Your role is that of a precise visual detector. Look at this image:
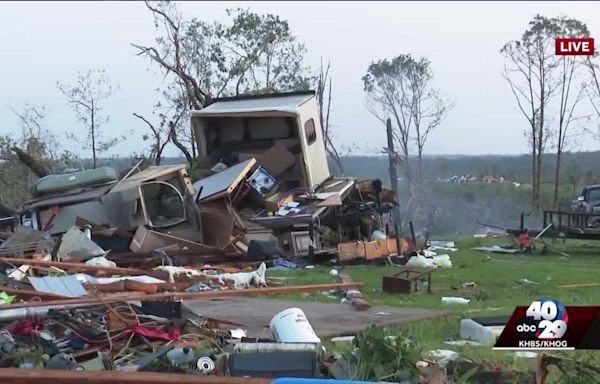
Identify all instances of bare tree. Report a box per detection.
[553,59,586,208]
[586,55,600,119]
[316,59,343,173]
[133,112,181,165]
[407,59,453,187]
[501,15,563,210]
[363,56,416,195]
[57,69,119,168]
[363,54,451,193]
[550,17,590,208]
[133,1,210,111]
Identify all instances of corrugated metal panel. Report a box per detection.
[29,276,88,298]
[192,94,313,116]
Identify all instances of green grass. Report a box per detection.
[270,236,600,379]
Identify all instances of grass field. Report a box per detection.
[271,235,600,381]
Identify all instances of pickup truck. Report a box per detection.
[570,184,600,213]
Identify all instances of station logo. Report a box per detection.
[515,298,569,349]
[555,38,594,56]
[492,297,596,350]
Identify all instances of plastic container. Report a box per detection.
[371,230,387,240]
[407,255,436,268]
[442,297,470,305]
[432,254,452,268]
[269,308,321,343]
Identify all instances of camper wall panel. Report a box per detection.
[295,98,331,189]
[40,201,109,235]
[248,117,292,140]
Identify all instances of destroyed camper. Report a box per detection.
[191,91,330,191]
[17,165,202,243]
[190,91,399,259]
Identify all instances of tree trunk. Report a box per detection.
[386,118,401,228]
[91,101,97,169]
[155,137,162,166]
[10,147,50,178]
[536,102,544,212]
[536,135,543,211]
[532,145,537,209]
[553,148,562,210]
[170,122,193,166]
[417,148,424,189]
[189,123,197,159]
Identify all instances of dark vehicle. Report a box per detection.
[570,184,600,213]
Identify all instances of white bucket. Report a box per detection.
[269,308,321,343]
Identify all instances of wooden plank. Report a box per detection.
[0,368,272,384]
[337,241,365,261]
[0,257,164,279]
[557,283,600,289]
[0,282,364,311]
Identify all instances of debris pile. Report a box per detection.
[0,222,366,378]
[0,91,430,380]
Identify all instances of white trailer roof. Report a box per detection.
[191,92,314,116]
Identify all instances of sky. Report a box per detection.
[1,1,600,158]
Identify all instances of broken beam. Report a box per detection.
[0,282,364,310]
[0,257,164,278]
[0,368,271,384]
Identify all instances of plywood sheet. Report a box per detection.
[183,297,448,338]
[193,159,257,202]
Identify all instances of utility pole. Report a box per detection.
[386,118,403,253]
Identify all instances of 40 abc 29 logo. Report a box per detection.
[517,298,569,348]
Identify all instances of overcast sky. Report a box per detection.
[2,1,600,158]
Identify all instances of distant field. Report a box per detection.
[272,235,600,381]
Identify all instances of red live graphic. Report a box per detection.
[555,38,594,56]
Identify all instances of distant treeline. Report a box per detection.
[334,151,600,188]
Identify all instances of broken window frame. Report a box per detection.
[304,118,317,145]
[138,181,188,229]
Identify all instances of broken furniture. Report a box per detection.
[382,267,436,294]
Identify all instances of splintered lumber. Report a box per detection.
[84,281,192,294]
[0,282,364,311]
[0,368,271,384]
[0,257,165,279]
